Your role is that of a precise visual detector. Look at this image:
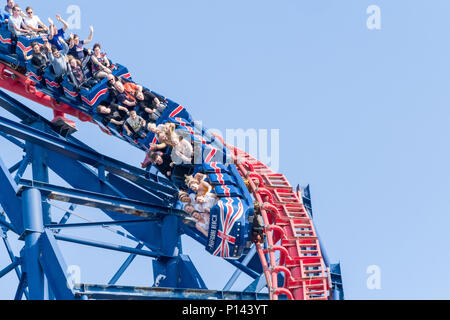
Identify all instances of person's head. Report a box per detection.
[189,181,199,192]
[149,151,163,165]
[192,211,203,222]
[7,0,14,9]
[73,34,80,46]
[25,6,33,17]
[51,45,60,58]
[184,204,195,215]
[185,175,199,192]
[178,191,191,203]
[135,91,144,101]
[107,74,116,85]
[147,123,157,133]
[196,196,206,204]
[69,57,80,69]
[12,4,20,17]
[31,41,40,53]
[96,105,111,115]
[114,81,124,93]
[93,43,101,56]
[129,110,137,120]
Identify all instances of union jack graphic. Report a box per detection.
[45,79,60,88]
[0,35,11,44]
[26,71,42,82]
[204,147,217,163]
[213,198,244,258]
[17,42,32,54]
[169,105,184,118]
[81,88,108,106]
[64,87,78,97]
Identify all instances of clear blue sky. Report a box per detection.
[1,0,450,300]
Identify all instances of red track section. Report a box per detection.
[215,134,331,300]
[0,62,92,123]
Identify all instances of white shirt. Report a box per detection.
[170,139,193,165]
[8,15,24,35]
[24,15,41,29]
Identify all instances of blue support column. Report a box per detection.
[28,122,51,226]
[153,216,181,288]
[21,188,44,300]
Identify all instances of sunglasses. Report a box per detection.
[27,11,33,14]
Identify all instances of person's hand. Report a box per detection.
[58,36,64,42]
[169,162,175,168]
[126,131,131,136]
[55,14,62,21]
[48,17,54,25]
[69,33,74,39]
[167,172,172,177]
[89,25,94,33]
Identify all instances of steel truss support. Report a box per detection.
[21,188,45,300]
[74,284,270,300]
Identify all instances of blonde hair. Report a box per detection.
[184,175,198,189]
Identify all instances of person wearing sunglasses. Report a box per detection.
[23,6,48,35]
[7,5,32,36]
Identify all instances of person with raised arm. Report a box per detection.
[45,36,69,78]
[48,14,69,51]
[68,26,94,62]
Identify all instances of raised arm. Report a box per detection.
[68,33,75,49]
[59,37,69,55]
[84,26,94,45]
[47,18,54,40]
[55,14,68,31]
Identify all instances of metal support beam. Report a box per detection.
[0,258,21,279]
[8,158,24,174]
[223,245,257,291]
[46,219,160,230]
[0,131,26,149]
[55,204,77,233]
[108,243,144,285]
[39,230,75,300]
[27,121,51,225]
[14,272,27,300]
[152,215,181,288]
[21,188,45,300]
[0,156,23,232]
[0,214,18,234]
[13,154,30,184]
[0,114,177,196]
[18,179,186,219]
[53,233,169,259]
[331,263,345,300]
[74,284,271,300]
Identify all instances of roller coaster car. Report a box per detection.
[200,163,256,259]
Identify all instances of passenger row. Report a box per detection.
[0,1,169,140]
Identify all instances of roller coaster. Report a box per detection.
[0,7,344,300]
